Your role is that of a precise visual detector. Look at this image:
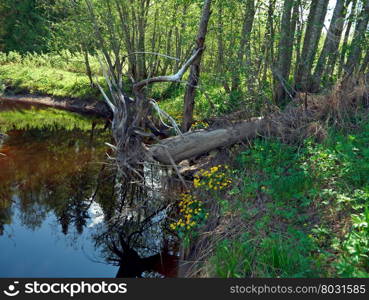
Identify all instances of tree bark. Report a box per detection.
[312,0,347,91]
[293,2,304,84]
[273,0,298,105]
[338,0,357,78]
[151,117,267,165]
[231,0,255,92]
[360,50,369,73]
[261,0,276,85]
[294,0,329,92]
[82,45,94,87]
[182,0,212,132]
[344,0,369,76]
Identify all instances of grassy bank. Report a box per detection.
[170,118,369,278]
[0,107,104,132]
[0,51,105,100]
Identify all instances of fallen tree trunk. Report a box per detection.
[150,117,269,165]
[151,77,369,165]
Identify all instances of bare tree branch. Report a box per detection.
[132,48,203,92]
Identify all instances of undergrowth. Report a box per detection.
[0,108,103,132]
[0,51,105,99]
[174,118,369,278]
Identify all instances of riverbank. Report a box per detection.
[177,116,369,278]
[0,94,110,118]
[2,51,369,278]
[0,51,105,100]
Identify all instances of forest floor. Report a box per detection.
[173,81,369,278]
[180,117,369,278]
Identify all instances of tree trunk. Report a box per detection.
[151,118,267,165]
[231,0,255,92]
[293,2,304,83]
[273,0,298,105]
[360,50,369,73]
[324,0,352,81]
[175,5,189,72]
[294,0,329,92]
[136,0,150,81]
[115,0,138,80]
[82,45,94,87]
[262,0,276,85]
[150,77,369,165]
[312,0,347,91]
[344,0,369,76]
[182,0,212,132]
[338,0,357,79]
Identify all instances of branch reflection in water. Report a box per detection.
[0,103,179,277]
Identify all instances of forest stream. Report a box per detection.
[0,100,178,278]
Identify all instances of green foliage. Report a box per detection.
[0,52,105,99]
[212,231,318,278]
[207,121,369,278]
[0,0,52,53]
[0,108,103,132]
[0,0,368,279]
[238,140,312,202]
[0,50,101,74]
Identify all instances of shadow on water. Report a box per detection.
[0,101,179,278]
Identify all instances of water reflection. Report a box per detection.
[92,172,179,278]
[0,104,178,278]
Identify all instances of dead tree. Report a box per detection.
[98,46,203,177]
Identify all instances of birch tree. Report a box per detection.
[294,0,329,91]
[182,0,213,132]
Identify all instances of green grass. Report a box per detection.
[0,64,105,100]
[0,51,267,120]
[212,232,318,278]
[205,120,369,278]
[0,50,101,74]
[0,51,106,100]
[0,107,103,132]
[158,83,245,122]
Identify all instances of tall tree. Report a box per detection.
[324,0,353,81]
[294,0,329,91]
[338,0,358,78]
[273,0,299,105]
[231,0,256,93]
[344,0,369,76]
[312,0,348,91]
[182,0,212,132]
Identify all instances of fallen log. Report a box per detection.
[150,117,268,165]
[150,77,369,165]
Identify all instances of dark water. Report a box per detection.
[0,102,178,278]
